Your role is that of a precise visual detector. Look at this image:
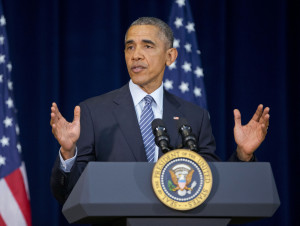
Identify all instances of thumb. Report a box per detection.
[234,109,242,127]
[73,106,81,123]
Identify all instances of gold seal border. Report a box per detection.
[152,149,213,211]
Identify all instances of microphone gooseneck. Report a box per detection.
[151,118,172,154]
[176,118,198,152]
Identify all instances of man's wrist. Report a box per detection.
[59,147,77,172]
[60,146,76,160]
[236,146,254,162]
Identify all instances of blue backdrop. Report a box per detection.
[2,0,299,225]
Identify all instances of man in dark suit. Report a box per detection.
[50,17,270,204]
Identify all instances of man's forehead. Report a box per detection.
[125,25,161,41]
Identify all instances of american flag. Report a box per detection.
[164,0,207,108]
[0,2,32,225]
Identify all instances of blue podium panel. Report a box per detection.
[62,162,280,224]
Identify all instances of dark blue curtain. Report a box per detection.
[2,0,299,225]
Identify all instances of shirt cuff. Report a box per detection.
[59,147,77,172]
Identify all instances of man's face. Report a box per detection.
[124,25,170,94]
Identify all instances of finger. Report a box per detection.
[233,109,242,127]
[50,112,56,125]
[51,123,58,138]
[51,102,58,113]
[261,123,268,137]
[50,103,58,124]
[260,107,270,121]
[52,102,63,119]
[259,107,270,126]
[51,123,56,133]
[262,113,270,128]
[73,106,81,123]
[50,104,61,125]
[50,102,58,125]
[251,104,263,122]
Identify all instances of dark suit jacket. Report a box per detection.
[51,83,236,204]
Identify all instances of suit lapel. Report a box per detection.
[161,90,185,158]
[112,84,147,161]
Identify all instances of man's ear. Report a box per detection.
[166,48,178,66]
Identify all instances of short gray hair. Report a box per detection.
[125,17,174,49]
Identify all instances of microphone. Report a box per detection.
[151,119,172,154]
[176,118,198,152]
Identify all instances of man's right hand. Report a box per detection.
[50,102,80,160]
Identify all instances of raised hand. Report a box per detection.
[50,102,80,159]
[233,104,270,161]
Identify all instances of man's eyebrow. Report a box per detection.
[142,39,155,45]
[125,40,134,45]
[125,39,156,46]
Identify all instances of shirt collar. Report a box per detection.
[129,79,163,111]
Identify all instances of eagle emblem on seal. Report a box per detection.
[168,164,197,196]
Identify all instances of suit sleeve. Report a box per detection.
[228,152,257,162]
[196,110,221,162]
[50,101,96,205]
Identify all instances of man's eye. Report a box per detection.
[145,45,152,49]
[127,46,133,50]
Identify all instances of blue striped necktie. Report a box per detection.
[139,95,155,162]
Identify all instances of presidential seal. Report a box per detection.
[152,149,213,211]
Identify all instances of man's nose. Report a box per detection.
[131,47,144,60]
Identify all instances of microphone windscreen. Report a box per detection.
[151,118,165,130]
[176,117,188,131]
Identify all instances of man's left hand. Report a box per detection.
[233,104,270,161]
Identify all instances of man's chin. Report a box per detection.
[130,76,145,86]
[130,78,149,91]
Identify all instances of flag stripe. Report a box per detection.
[0,214,7,226]
[20,163,30,200]
[4,168,31,226]
[0,178,27,226]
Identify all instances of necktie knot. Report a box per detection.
[143,95,154,106]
